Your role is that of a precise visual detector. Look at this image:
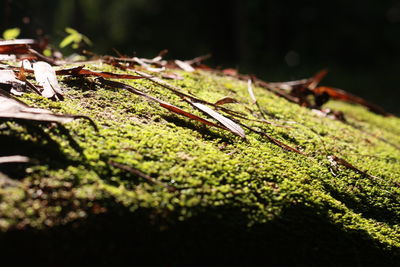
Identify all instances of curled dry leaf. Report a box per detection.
[33,61,63,100]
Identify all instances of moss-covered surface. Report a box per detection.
[1,65,400,266]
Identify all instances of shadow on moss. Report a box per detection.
[325,184,400,226]
[1,204,398,267]
[0,121,83,178]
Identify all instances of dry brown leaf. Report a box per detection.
[0,39,37,54]
[33,61,63,99]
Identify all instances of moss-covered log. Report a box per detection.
[1,66,399,266]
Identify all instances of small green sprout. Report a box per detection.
[59,27,92,49]
[2,27,21,40]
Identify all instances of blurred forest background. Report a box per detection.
[2,0,400,114]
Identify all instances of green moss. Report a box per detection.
[1,66,400,263]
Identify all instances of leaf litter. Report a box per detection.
[0,38,397,188]
[33,61,64,100]
[0,89,95,127]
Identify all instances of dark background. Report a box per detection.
[2,0,400,114]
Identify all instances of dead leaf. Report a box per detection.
[0,155,30,164]
[161,72,184,80]
[175,60,195,72]
[33,61,63,100]
[308,69,328,90]
[222,68,238,76]
[0,55,16,61]
[214,97,239,106]
[188,101,246,138]
[247,79,257,104]
[0,70,22,84]
[0,70,25,95]
[56,66,145,79]
[28,48,59,66]
[0,89,96,128]
[185,54,211,66]
[312,108,347,122]
[97,78,229,132]
[253,78,300,104]
[0,39,37,54]
[159,101,228,130]
[314,86,392,116]
[134,69,247,118]
[266,78,309,91]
